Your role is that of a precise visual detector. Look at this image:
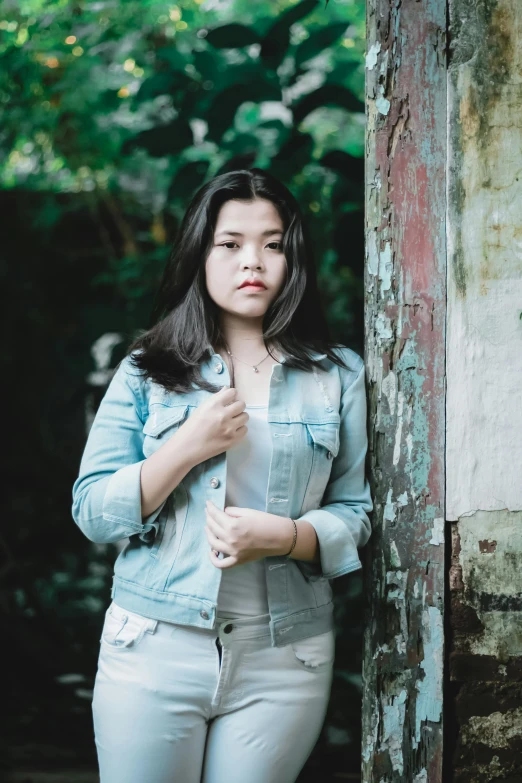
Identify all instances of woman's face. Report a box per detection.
[205,198,287,323]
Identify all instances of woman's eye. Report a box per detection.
[222,242,237,249]
[267,242,283,250]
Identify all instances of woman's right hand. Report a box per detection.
[140,387,246,519]
[177,386,249,465]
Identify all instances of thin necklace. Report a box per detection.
[226,348,271,373]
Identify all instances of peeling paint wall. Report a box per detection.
[447,0,522,780]
[362,0,447,780]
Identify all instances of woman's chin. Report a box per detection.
[221,302,269,318]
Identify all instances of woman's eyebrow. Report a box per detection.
[215,229,283,238]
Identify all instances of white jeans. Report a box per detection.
[92,601,335,783]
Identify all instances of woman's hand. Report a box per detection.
[204,500,294,569]
[178,386,249,467]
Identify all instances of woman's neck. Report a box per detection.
[216,316,268,358]
[216,337,270,361]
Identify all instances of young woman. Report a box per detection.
[72,168,372,783]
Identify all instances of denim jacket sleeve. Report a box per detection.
[294,357,373,579]
[71,356,166,544]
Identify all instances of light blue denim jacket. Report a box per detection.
[71,345,372,647]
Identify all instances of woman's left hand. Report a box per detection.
[205,500,293,569]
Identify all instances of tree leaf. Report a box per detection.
[260,0,319,71]
[167,160,210,203]
[123,119,193,157]
[325,60,361,87]
[215,152,258,176]
[269,130,314,180]
[205,23,261,49]
[291,57,360,90]
[294,23,349,68]
[222,133,259,154]
[292,83,364,124]
[206,81,281,143]
[192,49,221,82]
[134,71,195,103]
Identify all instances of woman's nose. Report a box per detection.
[241,250,263,269]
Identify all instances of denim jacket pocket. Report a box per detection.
[302,420,340,509]
[305,420,340,460]
[142,404,189,458]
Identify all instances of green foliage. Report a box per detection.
[0,0,365,338]
[294,21,350,67]
[205,23,261,48]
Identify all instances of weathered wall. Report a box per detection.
[447,0,522,780]
[362,0,447,779]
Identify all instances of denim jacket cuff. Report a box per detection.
[103,460,167,544]
[294,508,363,580]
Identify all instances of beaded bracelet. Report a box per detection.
[284,518,298,557]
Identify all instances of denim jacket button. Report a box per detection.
[209,477,220,488]
[326,451,333,460]
[200,610,209,620]
[214,363,224,373]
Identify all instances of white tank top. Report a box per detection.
[216,404,272,618]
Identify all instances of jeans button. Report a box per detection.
[214,362,223,373]
[223,624,233,633]
[326,451,333,459]
[200,610,209,620]
[210,477,220,488]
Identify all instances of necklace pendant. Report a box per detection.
[253,366,259,373]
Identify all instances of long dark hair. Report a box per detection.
[127,168,353,394]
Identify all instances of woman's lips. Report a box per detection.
[239,284,266,291]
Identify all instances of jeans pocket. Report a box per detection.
[289,630,336,671]
[101,601,155,649]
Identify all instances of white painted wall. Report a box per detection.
[446,51,522,521]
